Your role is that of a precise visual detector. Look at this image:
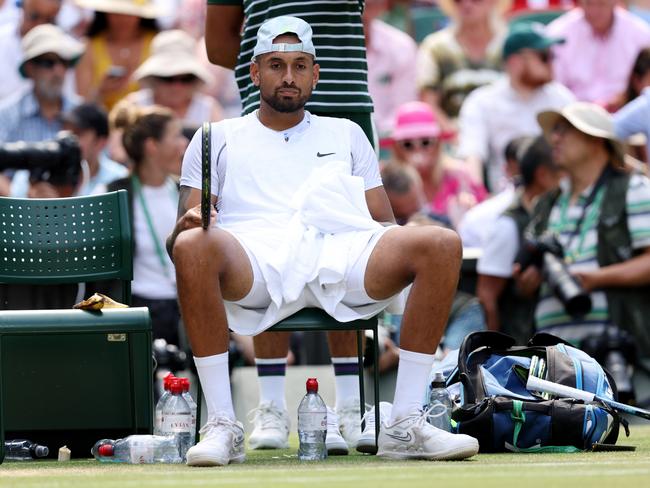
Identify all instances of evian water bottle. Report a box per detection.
[160,378,192,461]
[297,377,327,461]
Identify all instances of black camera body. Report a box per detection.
[516,233,592,317]
[0,131,82,187]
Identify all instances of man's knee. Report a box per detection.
[412,226,462,270]
[173,228,226,270]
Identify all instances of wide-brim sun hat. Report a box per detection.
[253,16,316,59]
[537,102,626,165]
[75,0,162,18]
[438,0,513,18]
[19,24,85,77]
[132,30,214,84]
[392,101,441,141]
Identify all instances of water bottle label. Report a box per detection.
[130,442,154,464]
[161,414,193,433]
[298,412,326,431]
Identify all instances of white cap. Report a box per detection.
[252,16,316,60]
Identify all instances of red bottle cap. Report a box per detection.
[306,377,318,393]
[163,373,175,390]
[181,378,190,393]
[169,378,184,395]
[98,444,114,456]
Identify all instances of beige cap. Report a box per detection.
[537,102,625,165]
[438,0,512,18]
[20,24,85,76]
[75,0,162,18]
[132,30,214,84]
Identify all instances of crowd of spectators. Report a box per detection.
[2,0,650,391]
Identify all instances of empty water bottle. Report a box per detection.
[297,377,327,461]
[91,435,181,464]
[160,378,193,461]
[180,377,197,446]
[428,372,452,431]
[154,373,175,435]
[4,439,49,461]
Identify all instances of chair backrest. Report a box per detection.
[0,191,132,300]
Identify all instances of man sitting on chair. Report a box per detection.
[167,16,479,467]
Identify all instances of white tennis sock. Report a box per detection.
[193,352,236,421]
[332,356,360,411]
[390,348,435,423]
[255,357,287,410]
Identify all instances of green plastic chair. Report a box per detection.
[0,190,133,304]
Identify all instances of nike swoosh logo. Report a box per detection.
[386,432,412,443]
[317,152,335,157]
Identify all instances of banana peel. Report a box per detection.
[73,293,129,310]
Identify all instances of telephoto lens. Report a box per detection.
[543,253,592,317]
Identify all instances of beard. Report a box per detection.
[260,85,311,113]
[519,68,552,90]
[34,78,63,101]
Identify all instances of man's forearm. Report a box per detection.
[205,4,244,69]
[586,250,650,289]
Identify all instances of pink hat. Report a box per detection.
[392,101,441,141]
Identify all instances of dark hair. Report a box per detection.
[518,136,554,187]
[381,162,419,194]
[504,136,533,163]
[624,48,650,104]
[86,11,158,38]
[110,100,174,165]
[64,103,109,137]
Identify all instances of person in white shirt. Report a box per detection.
[168,16,479,467]
[457,23,575,193]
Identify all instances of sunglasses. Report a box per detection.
[155,75,198,84]
[30,56,70,69]
[398,138,437,151]
[551,120,575,137]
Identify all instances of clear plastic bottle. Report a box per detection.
[297,377,327,461]
[91,435,181,464]
[154,373,175,435]
[4,439,49,461]
[427,372,452,432]
[160,378,193,461]
[180,377,197,447]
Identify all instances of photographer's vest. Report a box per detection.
[529,170,650,352]
[499,191,537,344]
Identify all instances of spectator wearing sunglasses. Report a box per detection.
[0,23,84,197]
[390,101,487,228]
[127,30,223,129]
[456,23,574,193]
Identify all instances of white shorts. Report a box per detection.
[228,227,395,310]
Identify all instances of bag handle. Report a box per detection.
[527,332,573,347]
[458,331,517,403]
[201,122,211,230]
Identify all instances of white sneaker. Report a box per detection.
[247,401,290,449]
[356,401,393,454]
[325,407,348,455]
[377,409,479,460]
[186,416,246,466]
[337,398,362,449]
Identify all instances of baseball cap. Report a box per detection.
[392,102,441,141]
[252,16,316,59]
[503,23,564,59]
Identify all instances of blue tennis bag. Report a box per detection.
[445,331,628,452]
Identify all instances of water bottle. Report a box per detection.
[428,372,452,432]
[4,439,49,461]
[160,378,193,461]
[297,377,327,461]
[91,435,181,464]
[180,377,197,446]
[154,373,175,435]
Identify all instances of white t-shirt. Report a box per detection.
[458,185,516,248]
[457,77,575,192]
[476,214,520,278]
[132,180,178,299]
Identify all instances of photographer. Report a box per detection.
[0,24,84,197]
[517,102,650,363]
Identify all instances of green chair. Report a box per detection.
[508,9,566,28]
[195,309,382,452]
[0,191,153,460]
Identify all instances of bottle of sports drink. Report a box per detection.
[297,377,327,461]
[160,378,193,461]
[427,372,452,431]
[4,439,49,460]
[91,436,181,464]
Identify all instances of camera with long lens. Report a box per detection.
[515,233,592,317]
[0,131,81,187]
[581,327,637,405]
[152,338,188,401]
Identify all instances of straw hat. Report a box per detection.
[537,102,626,165]
[438,0,513,18]
[19,24,85,76]
[75,0,162,18]
[132,30,214,84]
